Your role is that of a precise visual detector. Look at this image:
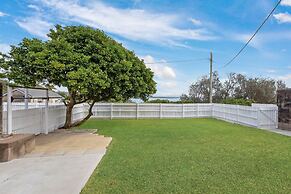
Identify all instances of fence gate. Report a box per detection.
[277,89,291,130]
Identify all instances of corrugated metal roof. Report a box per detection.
[13,88,63,98]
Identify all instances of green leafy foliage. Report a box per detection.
[146,99,171,103]
[222,98,254,106]
[146,99,194,104]
[183,72,286,104]
[0,25,156,127]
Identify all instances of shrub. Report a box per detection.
[221,98,254,106]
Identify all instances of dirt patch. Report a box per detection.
[25,129,111,157]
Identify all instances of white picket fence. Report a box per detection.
[212,104,278,129]
[3,104,87,134]
[92,103,278,129]
[2,102,64,111]
[3,103,278,135]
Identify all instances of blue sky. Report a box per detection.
[1,0,291,96]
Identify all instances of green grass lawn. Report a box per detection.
[78,118,291,194]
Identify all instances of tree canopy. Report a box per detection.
[0,25,156,128]
[182,71,286,104]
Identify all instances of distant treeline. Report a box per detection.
[146,72,286,106]
[146,98,254,106]
[146,99,193,104]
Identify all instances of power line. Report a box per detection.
[222,0,282,68]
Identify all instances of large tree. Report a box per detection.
[182,72,286,104]
[188,71,222,103]
[0,25,156,128]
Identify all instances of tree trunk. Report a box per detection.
[64,102,74,129]
[71,101,96,128]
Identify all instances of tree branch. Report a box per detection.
[75,99,89,105]
[70,100,97,127]
[62,99,68,106]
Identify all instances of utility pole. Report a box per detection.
[209,51,213,103]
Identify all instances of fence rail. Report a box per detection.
[3,103,278,134]
[3,104,87,134]
[92,103,278,129]
[2,102,64,111]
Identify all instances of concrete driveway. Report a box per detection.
[0,129,112,194]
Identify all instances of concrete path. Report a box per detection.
[263,128,291,137]
[0,129,112,194]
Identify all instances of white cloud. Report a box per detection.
[274,12,291,23]
[281,0,291,6]
[159,81,177,88]
[231,33,261,48]
[0,11,7,17]
[0,43,10,54]
[279,74,291,81]
[141,55,179,95]
[142,55,176,79]
[28,4,41,11]
[38,0,216,44]
[278,74,291,87]
[288,66,291,69]
[230,30,291,50]
[265,69,277,73]
[189,18,202,26]
[16,17,53,38]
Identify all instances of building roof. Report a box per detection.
[4,88,63,99]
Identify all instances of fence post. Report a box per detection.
[223,104,226,120]
[24,88,28,110]
[110,103,113,120]
[6,86,12,135]
[236,105,239,123]
[197,104,199,118]
[44,89,49,134]
[275,106,279,129]
[159,104,162,119]
[182,104,185,118]
[136,103,139,120]
[256,108,260,128]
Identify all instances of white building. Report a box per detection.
[3,88,63,103]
